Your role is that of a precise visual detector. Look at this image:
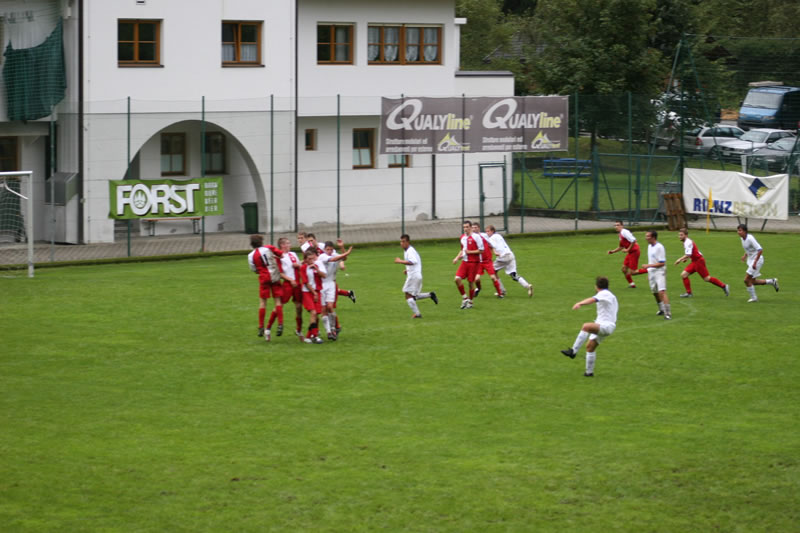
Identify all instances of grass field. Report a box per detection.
[2,231,799,532]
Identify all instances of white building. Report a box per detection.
[0,0,513,244]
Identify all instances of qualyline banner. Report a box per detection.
[380,96,569,155]
[683,168,788,220]
[109,177,224,219]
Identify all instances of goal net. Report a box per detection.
[0,171,34,277]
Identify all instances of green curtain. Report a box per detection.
[3,19,66,122]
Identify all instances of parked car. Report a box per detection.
[678,124,745,155]
[750,136,800,172]
[717,128,796,162]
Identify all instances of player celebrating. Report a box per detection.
[607,220,640,288]
[674,228,729,298]
[471,222,504,298]
[247,234,284,342]
[278,237,304,338]
[485,225,533,297]
[737,224,779,302]
[560,276,618,377]
[318,241,353,340]
[634,230,671,319]
[299,248,325,344]
[394,234,438,318]
[452,220,484,309]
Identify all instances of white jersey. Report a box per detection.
[594,289,618,326]
[488,232,511,256]
[317,252,338,287]
[280,251,300,281]
[647,242,666,272]
[300,241,310,252]
[740,234,762,263]
[404,245,422,277]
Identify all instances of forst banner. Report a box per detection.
[109,177,224,219]
[683,168,788,220]
[380,96,569,155]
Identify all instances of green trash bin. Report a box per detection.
[242,202,258,233]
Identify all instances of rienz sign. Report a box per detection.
[380,96,568,155]
[109,178,224,219]
[683,169,789,221]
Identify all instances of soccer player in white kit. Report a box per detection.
[318,241,353,340]
[485,225,533,297]
[737,224,779,302]
[634,230,671,319]
[394,234,438,318]
[561,276,618,377]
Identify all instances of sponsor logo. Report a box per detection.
[530,131,561,150]
[482,98,563,130]
[116,182,200,216]
[385,99,471,131]
[748,178,768,199]
[437,133,470,152]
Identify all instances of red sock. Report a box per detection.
[335,315,341,328]
[276,306,284,325]
[476,280,482,290]
[457,284,466,296]
[469,288,475,299]
[267,310,277,329]
[625,273,634,284]
[296,315,303,331]
[258,308,266,328]
[636,267,647,275]
[682,277,692,293]
[709,277,725,288]
[493,279,502,294]
[337,288,349,296]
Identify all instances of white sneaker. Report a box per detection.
[527,286,533,298]
[303,337,313,344]
[460,298,469,309]
[747,298,758,303]
[773,278,780,292]
[465,299,474,309]
[264,330,271,342]
[723,284,730,297]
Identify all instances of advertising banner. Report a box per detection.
[380,96,569,155]
[683,169,788,220]
[108,177,224,219]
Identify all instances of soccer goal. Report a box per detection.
[0,170,34,278]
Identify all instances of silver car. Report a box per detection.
[717,128,795,162]
[679,125,745,155]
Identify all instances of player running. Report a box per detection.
[674,228,729,298]
[737,224,779,302]
[633,230,671,319]
[607,220,640,288]
[394,234,438,318]
[485,225,533,297]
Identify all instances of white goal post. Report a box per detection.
[0,170,34,278]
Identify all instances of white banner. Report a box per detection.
[682,169,789,220]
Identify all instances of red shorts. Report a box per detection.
[623,246,640,270]
[685,258,710,279]
[456,261,480,282]
[479,260,496,276]
[259,279,283,300]
[302,292,322,314]
[281,281,302,304]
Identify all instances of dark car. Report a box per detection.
[750,136,800,172]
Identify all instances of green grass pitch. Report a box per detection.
[2,230,799,532]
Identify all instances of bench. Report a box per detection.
[142,217,201,236]
[542,158,592,178]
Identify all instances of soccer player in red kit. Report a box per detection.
[674,227,729,298]
[607,220,640,288]
[471,222,504,298]
[299,248,326,344]
[247,234,284,342]
[452,220,484,309]
[278,237,304,338]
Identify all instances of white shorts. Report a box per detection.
[493,252,517,275]
[648,268,667,293]
[746,256,764,278]
[320,283,336,305]
[402,274,423,296]
[588,322,616,343]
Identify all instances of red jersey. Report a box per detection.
[300,262,323,292]
[460,233,483,263]
[683,237,704,262]
[478,233,493,262]
[248,244,283,282]
[618,228,640,254]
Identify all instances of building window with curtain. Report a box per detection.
[161,133,186,176]
[222,21,262,65]
[352,129,374,169]
[368,25,441,64]
[118,20,161,65]
[204,132,226,174]
[317,24,353,64]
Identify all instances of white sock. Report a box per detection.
[517,276,530,289]
[407,297,420,315]
[665,303,671,316]
[586,352,596,374]
[747,286,757,299]
[767,278,775,286]
[329,312,337,330]
[417,292,430,300]
[321,315,331,334]
[572,330,589,353]
[658,301,665,313]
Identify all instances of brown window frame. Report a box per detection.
[0,137,20,172]
[118,19,161,66]
[388,154,410,168]
[222,21,262,66]
[368,24,441,65]
[204,132,226,174]
[352,129,375,169]
[317,24,354,64]
[161,133,186,176]
[305,129,317,151]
